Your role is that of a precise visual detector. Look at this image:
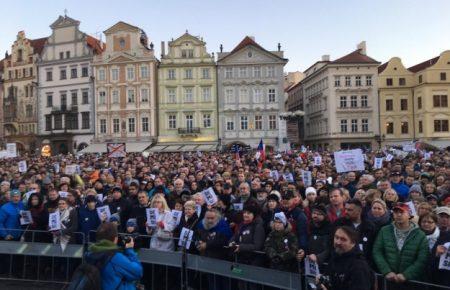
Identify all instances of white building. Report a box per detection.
[302,42,381,151]
[37,15,103,154]
[217,36,288,151]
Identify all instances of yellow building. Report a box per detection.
[155,32,217,152]
[379,51,450,147]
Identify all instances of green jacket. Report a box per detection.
[264,225,298,271]
[372,223,429,281]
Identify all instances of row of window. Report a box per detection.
[339,95,369,108]
[225,115,278,131]
[18,124,36,134]
[224,88,277,104]
[385,73,447,86]
[98,88,150,105]
[384,120,449,134]
[334,75,372,87]
[99,117,150,134]
[385,95,448,111]
[46,90,89,107]
[167,114,213,129]
[8,67,33,79]
[45,112,90,131]
[98,66,150,82]
[46,66,89,81]
[340,119,369,133]
[166,68,211,80]
[223,66,276,79]
[305,78,328,98]
[165,87,212,103]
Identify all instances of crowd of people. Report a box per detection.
[0,147,449,290]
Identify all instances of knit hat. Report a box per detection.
[409,184,423,195]
[110,213,120,223]
[269,190,282,201]
[85,195,97,203]
[126,218,138,228]
[273,212,287,226]
[267,193,280,203]
[305,187,317,196]
[10,189,21,197]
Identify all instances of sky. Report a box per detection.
[1,0,449,72]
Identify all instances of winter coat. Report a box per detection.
[106,197,132,230]
[366,210,391,231]
[24,194,50,243]
[285,206,308,250]
[262,207,281,235]
[0,201,24,240]
[325,246,374,290]
[149,210,175,251]
[86,239,143,290]
[197,218,233,260]
[78,205,101,244]
[264,224,298,272]
[428,230,450,286]
[129,204,149,235]
[174,213,199,253]
[308,220,332,255]
[391,182,409,201]
[231,218,265,265]
[373,223,429,281]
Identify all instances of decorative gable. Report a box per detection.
[104,21,140,35]
[50,15,80,29]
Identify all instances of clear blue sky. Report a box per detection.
[1,0,449,71]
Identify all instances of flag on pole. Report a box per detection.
[257,139,265,168]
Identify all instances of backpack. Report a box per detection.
[68,251,116,290]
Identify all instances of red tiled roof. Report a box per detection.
[378,62,388,73]
[219,36,286,62]
[331,49,379,64]
[29,37,47,55]
[408,56,439,73]
[86,35,104,54]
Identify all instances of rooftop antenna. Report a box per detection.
[64,8,68,17]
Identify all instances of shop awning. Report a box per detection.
[194,144,217,151]
[125,142,152,152]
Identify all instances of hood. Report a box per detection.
[88,239,120,253]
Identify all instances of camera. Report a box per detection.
[118,233,138,248]
[317,275,331,289]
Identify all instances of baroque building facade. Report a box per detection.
[217,36,288,150]
[155,32,217,152]
[87,21,158,153]
[1,31,45,153]
[37,15,103,154]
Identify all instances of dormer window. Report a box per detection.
[119,38,125,49]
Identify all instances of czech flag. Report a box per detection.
[257,139,265,168]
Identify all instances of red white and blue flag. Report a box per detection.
[256,139,265,168]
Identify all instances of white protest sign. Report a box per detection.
[334,149,365,173]
[424,152,432,160]
[6,143,17,158]
[54,163,60,173]
[374,158,384,169]
[314,155,322,166]
[385,154,394,162]
[58,191,69,198]
[402,144,415,152]
[19,210,33,225]
[178,227,194,249]
[18,161,27,173]
[438,242,450,270]
[96,194,104,203]
[171,210,182,226]
[405,201,417,216]
[25,190,36,200]
[233,203,244,211]
[270,170,280,181]
[304,257,320,276]
[284,173,294,183]
[96,206,111,222]
[65,165,77,175]
[255,151,261,160]
[48,211,61,231]
[202,187,218,206]
[146,208,159,227]
[301,170,312,187]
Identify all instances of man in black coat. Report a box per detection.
[105,187,131,231]
[317,226,374,290]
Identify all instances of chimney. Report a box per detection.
[161,41,165,57]
[357,41,366,55]
[278,43,281,51]
[322,55,330,61]
[220,44,223,53]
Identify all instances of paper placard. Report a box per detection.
[405,201,417,216]
[59,191,69,198]
[171,210,183,226]
[18,161,27,173]
[304,257,320,277]
[96,194,104,203]
[25,190,36,200]
[178,227,194,249]
[374,158,384,169]
[65,165,77,175]
[424,152,432,160]
[270,170,280,181]
[334,149,365,173]
[233,203,244,211]
[54,163,60,173]
[96,206,111,222]
[48,211,61,231]
[202,187,218,206]
[6,143,17,158]
[284,173,294,183]
[385,154,394,162]
[314,156,322,166]
[146,208,159,227]
[301,171,312,187]
[20,210,33,225]
[438,242,450,270]
[402,144,415,152]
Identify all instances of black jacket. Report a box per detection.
[308,219,332,255]
[129,204,149,235]
[428,230,450,286]
[175,213,200,253]
[106,197,131,230]
[231,217,265,265]
[325,247,374,290]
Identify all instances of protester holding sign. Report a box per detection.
[23,192,49,242]
[0,189,24,240]
[174,200,199,253]
[148,194,175,251]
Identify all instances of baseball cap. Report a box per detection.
[393,203,409,213]
[435,206,450,216]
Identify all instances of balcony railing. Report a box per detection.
[178,127,200,135]
[51,105,78,113]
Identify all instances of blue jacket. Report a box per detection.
[391,182,409,201]
[87,240,143,290]
[285,207,308,250]
[77,205,101,244]
[0,201,24,239]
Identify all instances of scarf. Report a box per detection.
[425,227,440,250]
[367,211,391,227]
